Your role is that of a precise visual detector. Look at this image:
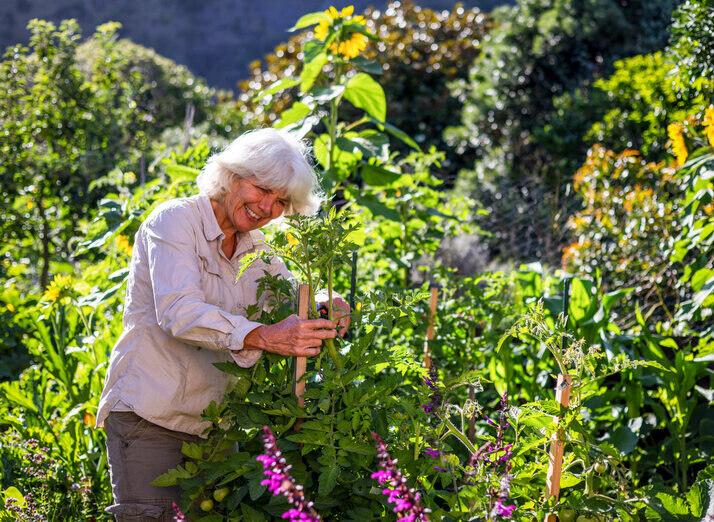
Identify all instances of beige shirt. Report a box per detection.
[97,194,292,437]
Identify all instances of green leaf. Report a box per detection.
[3,486,25,508]
[367,116,421,151]
[559,473,583,488]
[655,492,691,515]
[151,464,195,487]
[181,441,204,459]
[609,426,638,455]
[164,163,200,182]
[254,77,300,101]
[352,57,383,75]
[275,101,312,128]
[360,163,401,186]
[289,11,330,31]
[248,474,267,500]
[318,463,340,496]
[344,73,386,121]
[300,53,328,93]
[240,504,267,522]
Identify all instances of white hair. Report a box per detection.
[197,128,323,215]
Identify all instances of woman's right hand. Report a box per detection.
[243,315,337,357]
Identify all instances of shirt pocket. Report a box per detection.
[198,254,228,309]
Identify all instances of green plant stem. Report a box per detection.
[442,415,477,454]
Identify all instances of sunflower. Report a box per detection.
[667,122,688,167]
[314,5,368,60]
[42,274,74,303]
[702,105,714,147]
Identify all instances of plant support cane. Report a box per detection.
[545,278,572,522]
[423,286,438,369]
[293,284,310,431]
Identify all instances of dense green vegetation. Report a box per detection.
[0,1,711,520]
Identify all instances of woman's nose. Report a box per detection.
[258,196,275,215]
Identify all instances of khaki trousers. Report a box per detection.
[104,411,201,521]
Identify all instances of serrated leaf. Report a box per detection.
[318,463,340,496]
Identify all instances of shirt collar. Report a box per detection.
[197,193,256,257]
[197,194,223,242]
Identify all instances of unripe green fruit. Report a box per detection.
[200,499,214,512]
[559,508,577,522]
[576,516,596,522]
[213,487,230,502]
[593,461,608,474]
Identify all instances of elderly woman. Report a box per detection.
[97,129,350,521]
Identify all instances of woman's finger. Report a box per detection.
[301,318,337,330]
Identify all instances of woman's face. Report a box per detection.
[223,177,290,233]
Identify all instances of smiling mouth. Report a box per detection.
[245,206,262,221]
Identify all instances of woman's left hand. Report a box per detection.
[318,297,351,337]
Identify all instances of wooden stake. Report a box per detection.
[293,284,310,430]
[544,277,572,522]
[423,286,438,369]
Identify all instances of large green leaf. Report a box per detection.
[360,163,401,186]
[275,101,312,128]
[344,73,386,121]
[300,53,328,93]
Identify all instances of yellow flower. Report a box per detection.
[331,32,368,59]
[667,122,688,167]
[6,303,15,313]
[286,233,299,247]
[702,106,714,147]
[314,5,368,60]
[115,234,133,257]
[42,274,74,303]
[83,411,96,427]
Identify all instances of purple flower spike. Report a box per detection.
[423,447,442,459]
[257,426,321,522]
[421,365,443,414]
[371,432,430,521]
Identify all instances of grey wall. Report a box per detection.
[0,0,509,90]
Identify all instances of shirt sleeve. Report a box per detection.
[143,206,263,356]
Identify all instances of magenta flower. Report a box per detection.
[256,426,321,522]
[371,432,430,522]
[172,501,187,522]
[493,499,516,518]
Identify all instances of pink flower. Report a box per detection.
[493,499,516,518]
[257,426,321,522]
[371,432,430,521]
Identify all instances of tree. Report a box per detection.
[447,0,676,263]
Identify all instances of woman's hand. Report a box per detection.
[243,315,337,357]
[317,297,352,337]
